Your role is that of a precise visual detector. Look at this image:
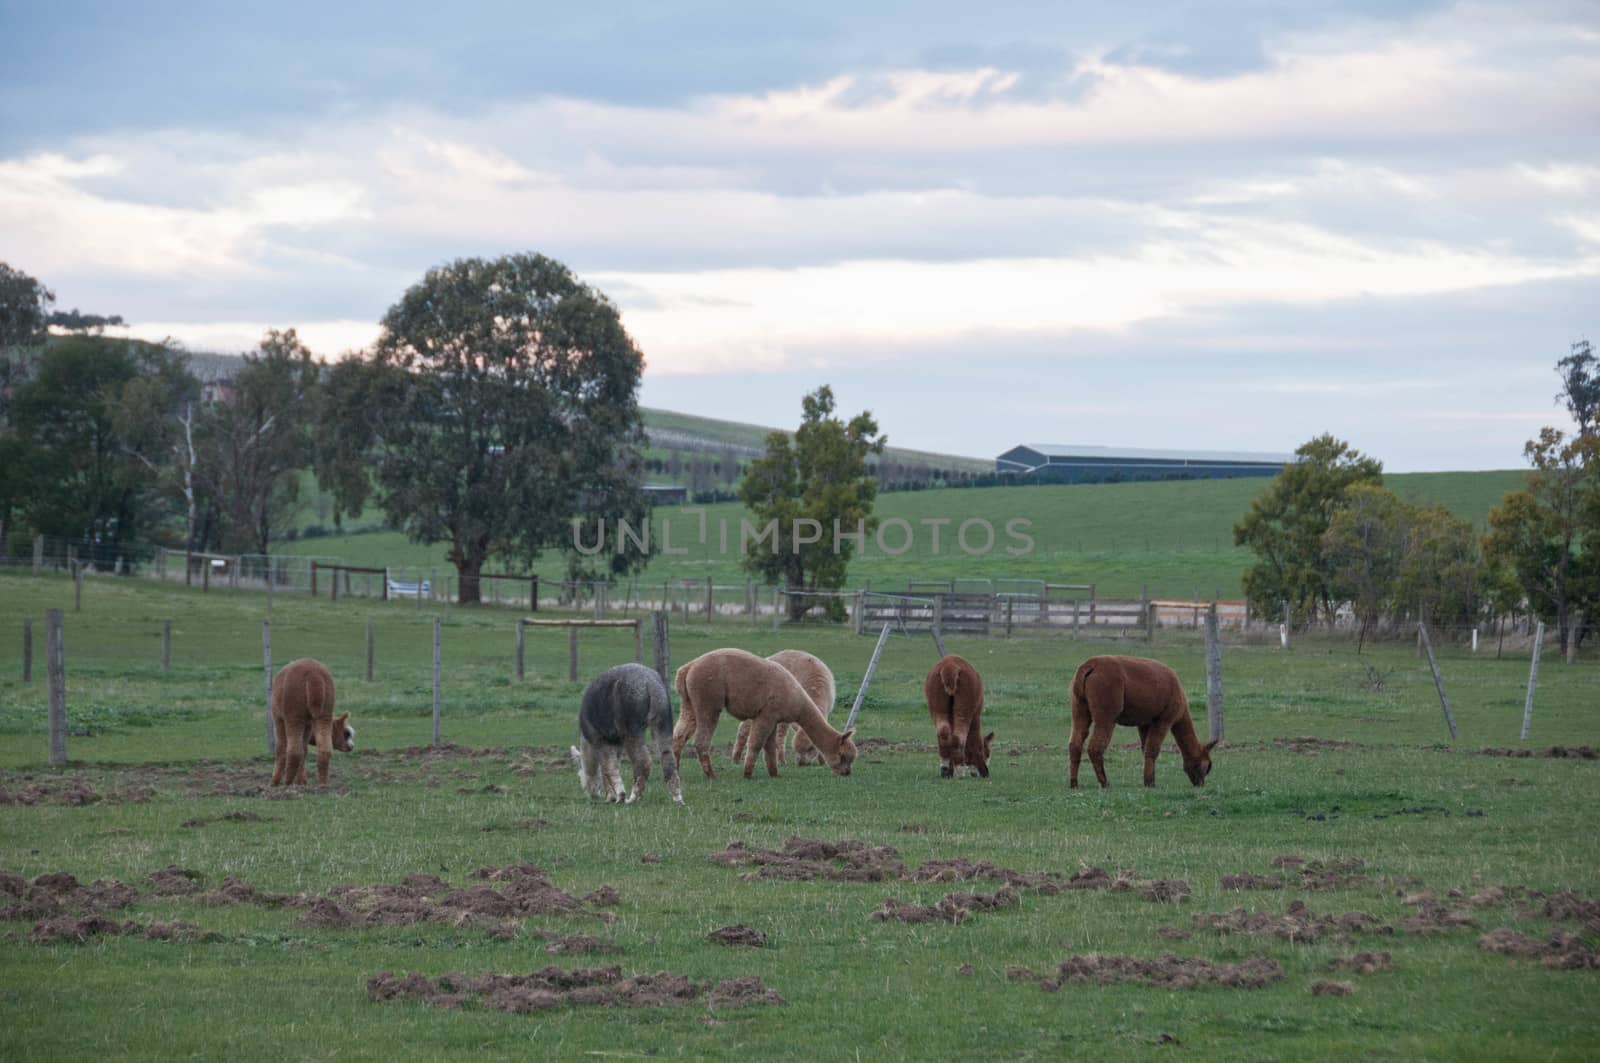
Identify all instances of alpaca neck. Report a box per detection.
[1170,712,1208,763]
[789,695,845,754]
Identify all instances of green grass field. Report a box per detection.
[0,569,1595,1061]
[280,469,1530,600]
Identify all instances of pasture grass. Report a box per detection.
[0,570,1595,1061]
[275,470,1528,600]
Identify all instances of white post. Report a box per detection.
[263,620,274,754]
[1522,621,1544,741]
[844,622,893,733]
[1204,605,1224,742]
[432,616,442,748]
[1471,628,1479,654]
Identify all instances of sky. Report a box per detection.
[1,0,1596,472]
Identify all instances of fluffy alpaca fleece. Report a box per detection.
[571,663,683,805]
[270,658,354,786]
[923,654,994,778]
[673,648,857,779]
[1068,655,1218,788]
[729,650,837,767]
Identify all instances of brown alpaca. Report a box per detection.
[923,654,994,779]
[1068,655,1216,788]
[673,648,857,779]
[269,658,354,786]
[729,650,837,766]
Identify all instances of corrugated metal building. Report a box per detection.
[995,444,1292,484]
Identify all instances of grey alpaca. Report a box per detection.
[571,663,684,805]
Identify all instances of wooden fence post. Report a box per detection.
[1417,623,1459,741]
[263,620,274,754]
[311,561,319,597]
[1089,583,1097,625]
[530,574,539,612]
[33,534,43,572]
[633,618,643,664]
[516,618,526,681]
[73,562,83,612]
[705,582,714,621]
[852,591,864,636]
[162,619,171,673]
[432,616,442,748]
[1568,612,1583,664]
[1072,599,1080,638]
[1146,600,1156,644]
[568,624,579,683]
[746,581,755,618]
[366,620,375,682]
[46,609,66,766]
[1522,621,1544,740]
[1005,597,1014,637]
[651,610,670,690]
[23,616,33,683]
[844,622,893,733]
[1204,604,1224,742]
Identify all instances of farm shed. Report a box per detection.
[995,443,1294,484]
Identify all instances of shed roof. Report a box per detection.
[1013,443,1294,465]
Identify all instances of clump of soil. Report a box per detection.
[294,897,357,929]
[30,914,128,944]
[709,925,767,947]
[0,779,105,805]
[1478,746,1597,759]
[910,858,1067,895]
[0,871,143,921]
[898,824,929,834]
[1064,866,1138,891]
[1328,951,1393,974]
[1192,899,1392,943]
[141,919,216,942]
[181,811,281,828]
[854,737,935,753]
[546,934,612,954]
[1402,901,1477,936]
[146,866,205,895]
[1272,737,1357,754]
[1272,855,1306,869]
[1479,928,1600,968]
[1027,953,1283,990]
[1222,873,1284,890]
[197,876,297,908]
[1540,890,1600,932]
[1311,980,1354,996]
[367,965,785,1013]
[1157,927,1191,941]
[640,853,661,864]
[1139,879,1190,903]
[956,963,975,975]
[870,887,1020,925]
[708,838,907,883]
[581,885,620,907]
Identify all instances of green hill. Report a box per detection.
[280,469,1528,600]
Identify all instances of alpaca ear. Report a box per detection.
[984,732,996,743]
[336,712,350,724]
[840,728,855,743]
[1204,739,1219,753]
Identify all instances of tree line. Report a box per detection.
[1234,342,1598,654]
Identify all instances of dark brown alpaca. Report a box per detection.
[1068,655,1216,788]
[923,654,994,778]
[269,658,354,787]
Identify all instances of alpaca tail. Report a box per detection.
[1070,661,1094,715]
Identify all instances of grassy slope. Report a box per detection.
[642,407,992,473]
[279,470,1528,599]
[0,570,1596,1061]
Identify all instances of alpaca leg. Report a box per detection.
[671,698,696,763]
[935,720,955,778]
[951,717,972,778]
[776,723,790,765]
[623,735,650,803]
[693,705,721,780]
[600,747,625,802]
[271,716,288,785]
[730,720,750,762]
[1141,720,1172,788]
[313,719,334,786]
[651,724,684,805]
[285,726,307,787]
[743,716,779,779]
[1068,715,1088,788]
[575,739,601,798]
[1086,717,1114,789]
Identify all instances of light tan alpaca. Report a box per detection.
[673,648,856,779]
[269,658,355,787]
[729,650,837,766]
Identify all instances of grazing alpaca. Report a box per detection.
[729,650,837,766]
[673,648,857,779]
[270,658,354,787]
[923,654,994,778]
[570,663,683,805]
[1068,655,1217,788]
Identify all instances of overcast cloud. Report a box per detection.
[1,0,1595,470]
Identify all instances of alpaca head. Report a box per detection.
[1184,739,1219,786]
[826,728,857,776]
[308,713,356,752]
[971,730,995,778]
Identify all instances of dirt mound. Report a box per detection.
[871,887,1020,925]
[898,823,929,834]
[854,738,935,753]
[1029,953,1283,990]
[1478,928,1600,968]
[294,897,357,929]
[1139,879,1190,903]
[708,925,767,947]
[640,853,661,864]
[546,934,611,954]
[197,876,297,908]
[1,872,143,921]
[1222,873,1284,890]
[146,866,205,895]
[1541,890,1600,931]
[1272,737,1357,754]
[1478,746,1597,759]
[581,886,620,907]
[909,858,1067,895]
[1065,866,1138,891]
[1311,980,1354,996]
[141,919,215,942]
[1272,855,1306,869]
[1157,927,1191,941]
[1192,899,1392,943]
[1402,901,1476,936]
[30,915,128,944]
[1328,951,1393,974]
[708,838,906,883]
[368,965,784,1013]
[0,779,105,805]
